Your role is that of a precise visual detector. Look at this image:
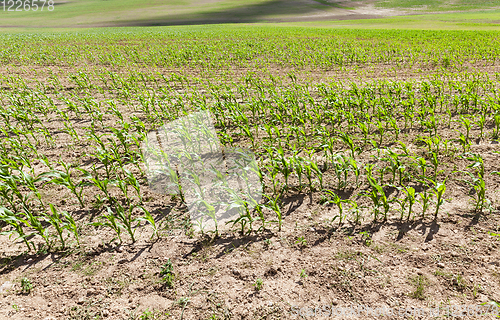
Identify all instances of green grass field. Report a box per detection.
[0,0,499,30]
[294,10,500,30]
[376,0,499,11]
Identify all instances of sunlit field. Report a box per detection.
[1,24,500,319]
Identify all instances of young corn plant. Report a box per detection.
[43,204,79,248]
[80,165,115,202]
[389,117,401,140]
[347,156,361,188]
[228,199,259,236]
[44,204,67,249]
[22,206,51,250]
[364,173,391,222]
[397,186,417,221]
[432,181,447,220]
[375,120,385,146]
[124,169,143,203]
[383,149,404,186]
[113,202,138,243]
[418,186,432,219]
[264,193,283,232]
[476,114,486,140]
[337,131,359,159]
[136,205,162,241]
[310,161,324,191]
[456,132,471,153]
[61,207,80,247]
[492,113,500,140]
[18,171,46,208]
[303,159,315,192]
[116,179,131,206]
[459,153,489,213]
[411,156,431,182]
[331,154,350,190]
[429,151,444,181]
[0,207,32,251]
[275,147,293,192]
[253,203,269,234]
[194,199,219,237]
[359,121,370,145]
[322,189,352,227]
[93,206,124,244]
[0,167,29,213]
[241,126,256,149]
[458,115,472,142]
[92,148,117,180]
[43,162,85,208]
[292,155,305,191]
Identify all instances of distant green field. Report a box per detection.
[1,25,499,69]
[376,0,499,11]
[293,10,500,30]
[2,12,500,320]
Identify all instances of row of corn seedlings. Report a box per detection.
[1,45,500,251]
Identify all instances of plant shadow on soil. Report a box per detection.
[183,230,275,260]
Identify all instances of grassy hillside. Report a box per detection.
[0,0,345,27]
[1,0,499,29]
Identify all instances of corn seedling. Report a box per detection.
[397,186,417,221]
[459,153,489,213]
[432,181,447,219]
[136,205,162,241]
[0,207,32,251]
[43,162,85,208]
[264,193,283,232]
[92,206,124,244]
[322,189,352,226]
[364,172,391,222]
[43,204,80,248]
[253,278,263,291]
